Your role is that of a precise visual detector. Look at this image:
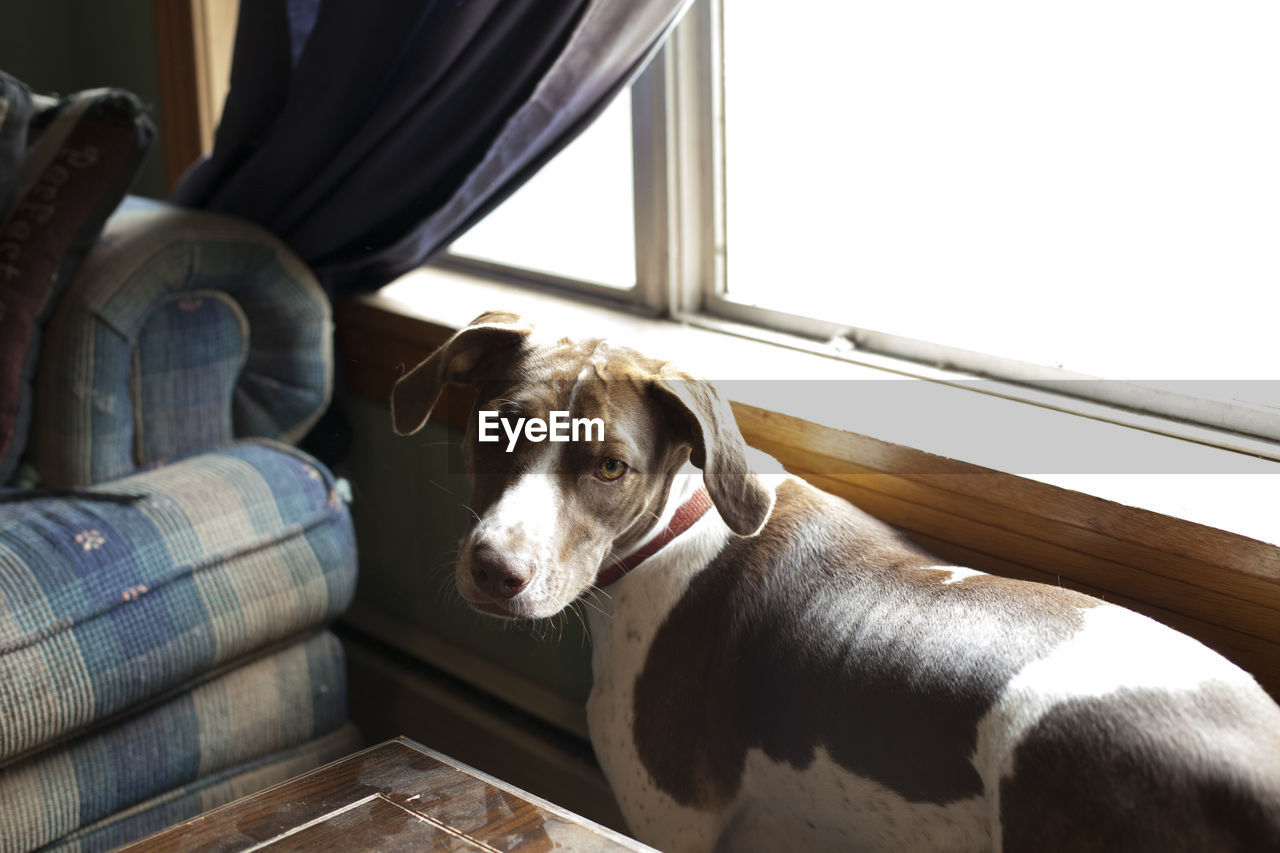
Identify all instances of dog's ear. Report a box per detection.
[391,311,533,436]
[652,374,775,536]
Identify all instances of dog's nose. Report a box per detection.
[470,544,532,599]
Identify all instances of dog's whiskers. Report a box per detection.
[567,602,591,645]
[430,568,461,604]
[577,592,610,621]
[588,580,613,603]
[427,478,460,496]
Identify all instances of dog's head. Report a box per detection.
[391,311,775,619]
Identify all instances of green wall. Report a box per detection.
[0,0,166,198]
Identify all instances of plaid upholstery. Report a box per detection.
[133,293,248,464]
[2,631,351,853]
[31,199,333,487]
[0,439,357,767]
[40,726,362,853]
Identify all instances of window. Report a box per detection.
[442,0,1280,446]
[449,91,637,293]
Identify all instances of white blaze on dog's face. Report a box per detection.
[390,312,775,621]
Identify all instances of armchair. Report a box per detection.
[0,196,359,852]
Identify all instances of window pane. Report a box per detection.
[722,2,1280,381]
[449,91,636,289]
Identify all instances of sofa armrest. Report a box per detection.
[31,198,333,486]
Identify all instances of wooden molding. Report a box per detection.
[152,0,239,191]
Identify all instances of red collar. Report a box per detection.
[595,488,713,588]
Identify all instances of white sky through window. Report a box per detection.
[451,91,636,289]
[722,2,1280,382]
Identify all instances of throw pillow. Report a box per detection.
[0,72,33,219]
[0,86,155,483]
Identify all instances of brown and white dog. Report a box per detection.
[391,311,1280,852]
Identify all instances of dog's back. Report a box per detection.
[592,477,1280,851]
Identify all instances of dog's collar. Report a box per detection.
[596,487,713,588]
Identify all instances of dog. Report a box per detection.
[391,311,1280,852]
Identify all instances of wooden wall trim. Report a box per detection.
[152,0,239,191]
[153,0,207,191]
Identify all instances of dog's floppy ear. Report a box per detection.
[652,373,775,536]
[391,311,533,436]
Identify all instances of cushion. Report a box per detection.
[0,439,357,767]
[0,88,155,484]
[2,631,351,853]
[32,201,333,487]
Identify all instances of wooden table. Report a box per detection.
[117,737,654,852]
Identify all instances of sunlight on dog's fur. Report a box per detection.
[393,311,1280,853]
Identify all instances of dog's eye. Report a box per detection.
[597,458,628,481]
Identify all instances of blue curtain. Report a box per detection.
[172,0,692,297]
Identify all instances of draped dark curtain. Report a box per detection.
[172,0,692,296]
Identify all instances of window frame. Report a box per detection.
[154,0,240,192]
[439,66,671,315]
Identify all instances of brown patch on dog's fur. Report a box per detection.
[999,684,1280,850]
[651,376,774,535]
[633,478,1100,809]
[391,311,532,437]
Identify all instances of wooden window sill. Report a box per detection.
[336,266,1280,699]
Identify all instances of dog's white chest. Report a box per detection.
[586,513,731,851]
